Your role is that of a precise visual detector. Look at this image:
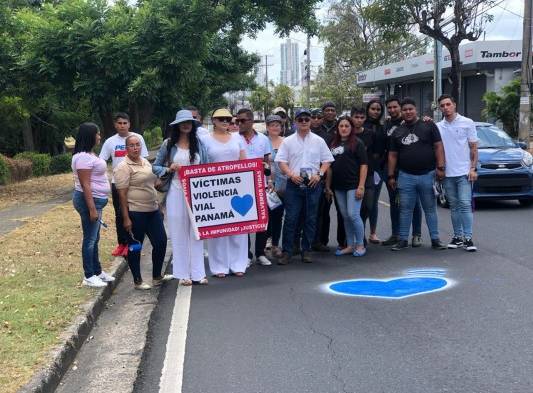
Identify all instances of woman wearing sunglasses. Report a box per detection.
[114,135,169,290]
[200,108,248,277]
[153,109,209,286]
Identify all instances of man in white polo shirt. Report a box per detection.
[236,108,273,266]
[99,112,149,257]
[275,108,334,264]
[437,94,479,252]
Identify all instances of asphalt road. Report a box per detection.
[133,197,533,393]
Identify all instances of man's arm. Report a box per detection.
[99,139,111,161]
[278,161,303,185]
[434,141,446,179]
[468,141,478,181]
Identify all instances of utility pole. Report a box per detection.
[519,0,532,146]
[257,54,274,90]
[433,39,443,121]
[306,35,311,108]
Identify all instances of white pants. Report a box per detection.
[166,185,205,281]
[207,234,248,275]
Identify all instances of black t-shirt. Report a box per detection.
[379,117,402,168]
[354,128,376,187]
[313,121,336,146]
[330,138,368,190]
[389,119,442,175]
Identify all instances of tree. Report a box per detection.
[249,86,273,119]
[310,66,362,113]
[483,78,520,137]
[272,85,295,113]
[369,0,494,105]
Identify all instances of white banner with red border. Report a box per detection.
[179,158,268,240]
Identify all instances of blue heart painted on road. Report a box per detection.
[231,194,254,216]
[329,277,448,299]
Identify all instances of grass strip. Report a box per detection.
[0,202,116,393]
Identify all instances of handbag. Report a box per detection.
[154,150,172,193]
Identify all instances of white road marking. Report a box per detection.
[159,285,192,393]
[379,200,391,207]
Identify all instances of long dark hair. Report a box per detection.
[330,116,358,153]
[365,99,384,123]
[166,121,199,163]
[74,122,99,153]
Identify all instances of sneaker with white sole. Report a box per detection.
[247,258,253,268]
[257,255,272,266]
[134,282,152,290]
[447,236,464,249]
[98,271,115,282]
[463,238,477,252]
[83,275,107,288]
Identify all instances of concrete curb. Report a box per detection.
[17,256,129,393]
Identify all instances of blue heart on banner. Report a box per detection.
[328,277,448,299]
[231,194,254,216]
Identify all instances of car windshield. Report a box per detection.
[476,125,516,148]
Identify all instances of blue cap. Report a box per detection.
[265,114,282,124]
[169,109,195,126]
[295,108,311,118]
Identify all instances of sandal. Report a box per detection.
[194,278,208,285]
[214,273,226,278]
[368,235,381,244]
[233,272,244,277]
[335,247,354,256]
[179,279,193,286]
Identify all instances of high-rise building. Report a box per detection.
[280,39,299,86]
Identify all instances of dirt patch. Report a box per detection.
[0,173,73,211]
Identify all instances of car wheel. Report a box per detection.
[518,199,533,207]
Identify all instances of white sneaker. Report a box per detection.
[257,256,272,266]
[134,282,152,290]
[98,271,116,282]
[83,275,107,288]
[247,258,253,268]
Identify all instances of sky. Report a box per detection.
[239,0,526,84]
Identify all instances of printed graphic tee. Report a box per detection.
[330,140,368,190]
[99,133,149,182]
[389,119,442,175]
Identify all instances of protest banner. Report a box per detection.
[179,158,268,240]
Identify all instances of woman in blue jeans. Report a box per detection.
[115,135,169,290]
[71,123,115,288]
[325,116,369,257]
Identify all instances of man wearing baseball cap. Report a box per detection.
[275,108,334,265]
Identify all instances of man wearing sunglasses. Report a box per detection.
[236,108,273,266]
[275,108,334,265]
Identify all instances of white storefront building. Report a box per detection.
[357,40,525,121]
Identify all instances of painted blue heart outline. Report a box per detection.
[323,276,455,299]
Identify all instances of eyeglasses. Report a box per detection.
[127,143,141,148]
[216,117,233,123]
[234,118,251,124]
[296,117,311,123]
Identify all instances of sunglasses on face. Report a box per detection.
[216,117,232,123]
[296,117,311,123]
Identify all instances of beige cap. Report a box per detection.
[272,107,286,114]
[211,108,232,118]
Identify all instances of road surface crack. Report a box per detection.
[289,287,350,393]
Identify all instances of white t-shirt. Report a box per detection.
[275,131,334,175]
[197,126,210,137]
[239,132,271,159]
[171,147,200,189]
[99,132,149,182]
[200,132,246,163]
[437,114,478,177]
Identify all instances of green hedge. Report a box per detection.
[50,153,72,174]
[14,152,51,177]
[0,155,9,185]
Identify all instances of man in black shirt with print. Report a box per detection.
[387,98,447,251]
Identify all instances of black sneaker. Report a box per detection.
[463,238,477,252]
[382,235,399,246]
[391,240,409,251]
[447,236,464,249]
[431,239,447,250]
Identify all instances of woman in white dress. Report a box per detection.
[200,108,248,277]
[153,110,209,285]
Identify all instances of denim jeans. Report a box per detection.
[128,210,167,284]
[282,181,322,255]
[72,191,108,278]
[397,170,439,241]
[443,175,474,239]
[381,168,422,237]
[334,189,365,247]
[266,205,284,247]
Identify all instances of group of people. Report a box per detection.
[71,94,478,289]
